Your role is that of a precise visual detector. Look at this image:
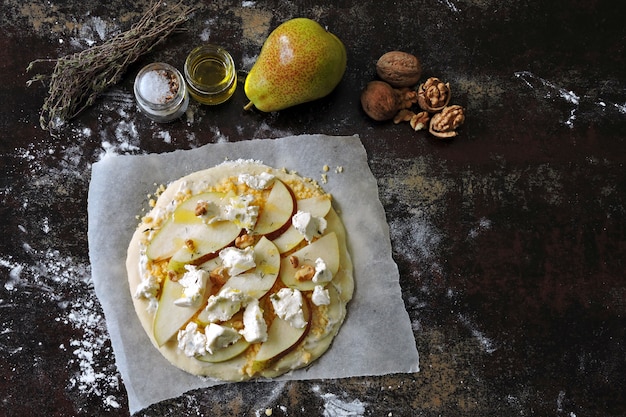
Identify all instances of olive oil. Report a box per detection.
[193,58,228,86]
[184,45,237,105]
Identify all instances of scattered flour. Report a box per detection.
[457,313,497,354]
[252,381,287,416]
[312,385,367,417]
[209,125,229,143]
[389,215,443,277]
[1,247,122,410]
[241,52,259,70]
[614,102,626,114]
[155,130,172,144]
[5,126,126,410]
[65,297,121,404]
[513,71,626,128]
[70,16,116,48]
[114,120,139,143]
[199,18,218,42]
[556,390,578,417]
[438,0,461,12]
[468,217,492,239]
[99,140,140,160]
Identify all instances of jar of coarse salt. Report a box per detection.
[134,62,189,122]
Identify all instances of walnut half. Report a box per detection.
[417,77,451,112]
[429,105,465,138]
[235,234,255,249]
[294,264,315,281]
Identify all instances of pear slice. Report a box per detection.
[272,195,332,253]
[166,219,241,274]
[251,298,311,373]
[279,232,340,291]
[252,179,295,238]
[147,192,241,262]
[220,236,281,299]
[198,256,221,273]
[297,194,332,216]
[153,276,208,346]
[196,335,250,363]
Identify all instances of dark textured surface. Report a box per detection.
[1,1,625,416]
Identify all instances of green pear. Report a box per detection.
[244,18,347,112]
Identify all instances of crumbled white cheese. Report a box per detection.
[195,199,222,223]
[270,288,307,329]
[312,257,332,284]
[173,265,210,307]
[135,253,160,312]
[312,285,331,306]
[203,288,248,322]
[197,194,258,231]
[205,323,241,354]
[134,273,159,300]
[219,246,256,276]
[177,322,207,357]
[221,194,259,231]
[239,298,267,343]
[292,211,327,242]
[238,172,275,190]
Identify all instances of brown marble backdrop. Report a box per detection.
[1,0,625,416]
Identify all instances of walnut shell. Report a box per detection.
[417,77,451,112]
[376,51,422,88]
[429,105,465,138]
[360,81,401,121]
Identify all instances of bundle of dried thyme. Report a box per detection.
[26,1,198,131]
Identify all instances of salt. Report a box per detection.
[133,63,189,122]
[139,70,176,104]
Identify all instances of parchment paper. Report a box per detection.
[87,134,419,414]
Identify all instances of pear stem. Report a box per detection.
[243,101,254,111]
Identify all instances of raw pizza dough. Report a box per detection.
[126,160,353,380]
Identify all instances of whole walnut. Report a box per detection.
[360,81,418,121]
[360,81,400,121]
[376,51,422,88]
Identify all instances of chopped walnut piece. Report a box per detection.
[393,109,415,124]
[417,77,451,112]
[397,87,418,109]
[210,266,229,286]
[184,239,195,251]
[235,234,254,249]
[289,255,299,268]
[429,105,465,138]
[168,270,179,282]
[195,201,209,216]
[294,264,315,281]
[410,111,430,131]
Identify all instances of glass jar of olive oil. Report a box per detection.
[184,45,237,105]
